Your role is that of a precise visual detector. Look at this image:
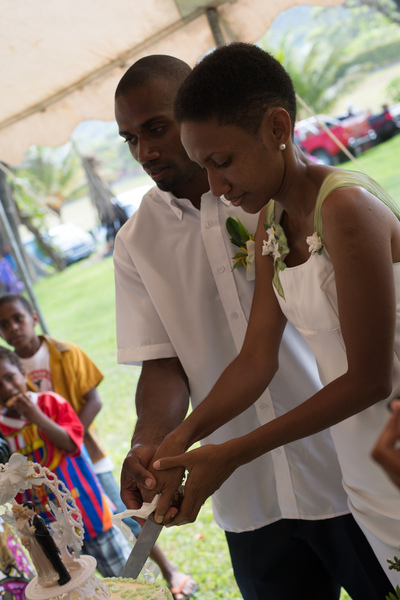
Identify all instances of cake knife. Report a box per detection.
[120,514,163,579]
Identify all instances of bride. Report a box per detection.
[12,505,59,588]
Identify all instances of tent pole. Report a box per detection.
[206,7,225,47]
[0,172,49,334]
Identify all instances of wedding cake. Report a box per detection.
[100,577,173,600]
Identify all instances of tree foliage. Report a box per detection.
[387,76,400,102]
[260,34,368,118]
[261,1,400,119]
[14,144,87,216]
[348,0,400,26]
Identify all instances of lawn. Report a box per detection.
[21,132,400,597]
[341,133,400,203]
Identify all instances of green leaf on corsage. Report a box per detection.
[232,251,248,270]
[226,217,256,280]
[226,217,253,248]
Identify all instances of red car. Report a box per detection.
[294,114,376,165]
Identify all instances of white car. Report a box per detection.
[47,223,97,265]
[23,223,97,269]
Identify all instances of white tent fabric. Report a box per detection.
[1,0,344,166]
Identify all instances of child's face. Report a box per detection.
[0,358,27,416]
[0,301,39,352]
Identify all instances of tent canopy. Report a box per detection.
[1,0,344,166]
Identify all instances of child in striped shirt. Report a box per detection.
[0,347,131,577]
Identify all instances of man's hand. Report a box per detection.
[121,357,191,523]
[121,440,184,526]
[121,443,159,524]
[372,400,400,490]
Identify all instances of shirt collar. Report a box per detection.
[155,187,224,219]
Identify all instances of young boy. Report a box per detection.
[0,294,195,599]
[0,346,131,577]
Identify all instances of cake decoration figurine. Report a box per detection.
[0,456,111,600]
[22,502,71,587]
[12,504,61,588]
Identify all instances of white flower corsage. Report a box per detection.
[306,232,324,255]
[263,201,290,299]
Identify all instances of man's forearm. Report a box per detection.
[133,357,190,446]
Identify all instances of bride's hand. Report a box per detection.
[146,432,188,523]
[152,441,238,525]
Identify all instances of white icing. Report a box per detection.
[102,577,172,600]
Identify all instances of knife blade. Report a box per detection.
[120,515,163,579]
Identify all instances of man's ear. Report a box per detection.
[31,312,40,327]
[260,107,291,148]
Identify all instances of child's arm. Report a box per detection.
[79,388,102,431]
[14,394,77,453]
[372,400,400,489]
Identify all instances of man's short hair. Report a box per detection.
[175,42,297,134]
[115,55,191,99]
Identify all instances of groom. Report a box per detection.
[22,501,71,586]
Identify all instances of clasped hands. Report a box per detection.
[120,434,237,526]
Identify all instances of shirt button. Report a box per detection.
[231,312,239,320]
[205,220,212,228]
[260,403,268,411]
[218,266,225,273]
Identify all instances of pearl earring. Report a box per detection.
[279,143,286,151]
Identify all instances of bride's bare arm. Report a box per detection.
[153,187,399,525]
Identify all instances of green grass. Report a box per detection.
[341,134,400,203]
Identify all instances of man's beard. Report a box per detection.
[156,163,202,193]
